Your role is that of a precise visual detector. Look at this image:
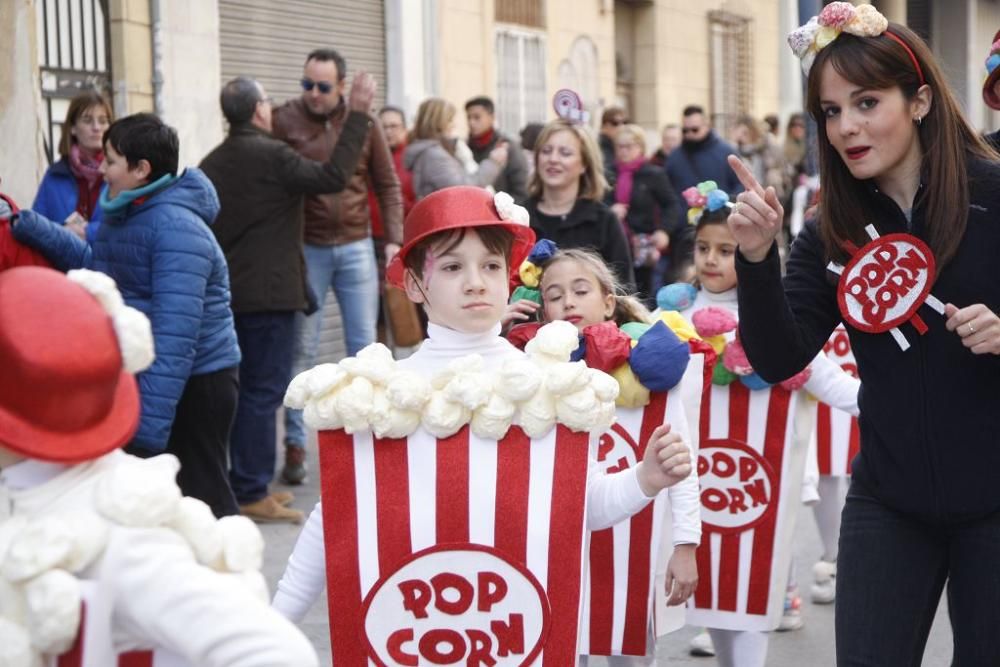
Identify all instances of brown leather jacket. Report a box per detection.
[272,98,403,246]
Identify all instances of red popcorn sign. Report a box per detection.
[697,440,776,533]
[831,225,945,350]
[814,327,860,477]
[361,545,549,666]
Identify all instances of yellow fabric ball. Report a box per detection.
[611,363,651,408]
[519,261,543,288]
[705,334,727,356]
[657,311,701,343]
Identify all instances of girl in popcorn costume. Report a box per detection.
[0,267,318,667]
[505,243,703,666]
[657,181,859,667]
[273,187,695,655]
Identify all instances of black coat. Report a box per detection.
[525,197,635,290]
[200,114,369,313]
[609,162,682,236]
[735,158,1000,522]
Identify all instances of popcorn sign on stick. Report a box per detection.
[553,89,589,124]
[828,225,945,350]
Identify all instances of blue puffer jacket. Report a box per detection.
[14,168,241,451]
[32,159,106,241]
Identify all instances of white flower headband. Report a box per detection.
[787,2,925,86]
[67,269,155,374]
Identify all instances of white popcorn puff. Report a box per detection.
[303,391,344,431]
[340,343,396,384]
[525,320,579,361]
[167,497,223,567]
[596,401,617,432]
[95,455,182,528]
[2,519,72,583]
[431,354,484,390]
[334,376,376,434]
[444,372,492,411]
[494,191,530,225]
[422,392,471,438]
[370,387,422,438]
[0,616,33,667]
[304,363,349,397]
[495,358,543,402]
[471,393,516,440]
[556,387,602,432]
[0,577,26,624]
[516,389,557,437]
[217,516,264,573]
[283,369,314,408]
[386,370,433,412]
[60,511,109,573]
[588,368,621,403]
[0,517,28,571]
[545,361,590,397]
[24,569,80,655]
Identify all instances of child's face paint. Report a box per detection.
[407,231,510,334]
[540,259,615,332]
[694,223,738,293]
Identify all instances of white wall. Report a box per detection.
[155,0,223,167]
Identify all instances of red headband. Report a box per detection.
[883,30,926,87]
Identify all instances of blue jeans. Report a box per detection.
[229,312,296,504]
[284,238,378,448]
[836,480,1000,666]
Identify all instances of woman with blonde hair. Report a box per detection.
[524,119,634,290]
[403,97,508,199]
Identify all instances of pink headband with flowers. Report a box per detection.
[788,2,925,86]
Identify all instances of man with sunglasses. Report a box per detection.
[272,48,403,486]
[598,106,627,191]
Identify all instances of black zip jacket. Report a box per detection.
[735,157,1000,523]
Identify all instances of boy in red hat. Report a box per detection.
[0,266,318,666]
[271,186,694,642]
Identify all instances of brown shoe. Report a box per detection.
[281,444,307,485]
[270,490,294,506]
[240,496,304,524]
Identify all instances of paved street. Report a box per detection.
[260,434,954,666]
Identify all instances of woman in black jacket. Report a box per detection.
[728,13,1000,666]
[607,123,680,304]
[523,119,634,290]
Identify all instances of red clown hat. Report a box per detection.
[385,186,536,288]
[0,267,140,463]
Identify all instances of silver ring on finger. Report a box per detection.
[968,322,976,335]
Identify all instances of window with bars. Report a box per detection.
[496,28,547,135]
[708,9,752,137]
[36,0,111,163]
[495,0,545,28]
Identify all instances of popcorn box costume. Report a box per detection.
[276,188,681,666]
[0,267,317,667]
[511,243,707,658]
[813,327,860,477]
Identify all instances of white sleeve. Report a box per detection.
[586,460,653,531]
[804,352,860,416]
[271,501,328,623]
[105,528,319,667]
[665,398,701,546]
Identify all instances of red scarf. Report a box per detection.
[468,128,496,151]
[69,144,105,219]
[614,157,646,205]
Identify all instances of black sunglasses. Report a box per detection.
[682,127,702,135]
[301,78,333,94]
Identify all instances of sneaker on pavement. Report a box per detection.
[811,559,837,604]
[240,495,304,524]
[281,444,307,485]
[270,490,294,507]
[776,585,805,631]
[689,629,715,657]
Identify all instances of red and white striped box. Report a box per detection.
[686,382,809,632]
[814,327,860,477]
[319,423,592,666]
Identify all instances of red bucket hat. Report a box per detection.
[385,186,536,288]
[0,267,140,463]
[983,29,1000,110]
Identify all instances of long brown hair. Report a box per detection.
[806,23,993,266]
[58,90,113,158]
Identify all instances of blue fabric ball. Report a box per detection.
[988,53,1000,74]
[628,321,690,392]
[706,189,731,212]
[740,372,772,391]
[527,238,558,264]
[656,282,698,312]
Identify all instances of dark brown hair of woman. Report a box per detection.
[58,89,113,158]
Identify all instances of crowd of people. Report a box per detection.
[4,2,1000,665]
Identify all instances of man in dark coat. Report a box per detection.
[200,74,374,523]
[465,96,529,202]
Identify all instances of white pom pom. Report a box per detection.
[67,269,123,312]
[95,455,182,527]
[167,497,223,566]
[216,515,264,573]
[111,305,154,373]
[24,569,81,654]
